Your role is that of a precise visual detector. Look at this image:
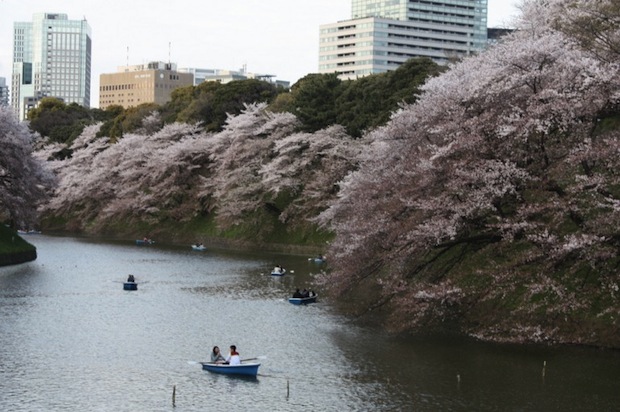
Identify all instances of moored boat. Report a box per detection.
[191,244,206,251]
[288,295,317,305]
[200,362,260,377]
[17,229,41,235]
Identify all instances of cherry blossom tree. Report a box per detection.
[39,121,213,230]
[201,103,297,230]
[37,102,361,241]
[317,0,620,344]
[0,107,55,229]
[260,124,363,225]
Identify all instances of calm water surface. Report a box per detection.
[0,235,618,411]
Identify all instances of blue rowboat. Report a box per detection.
[135,239,154,245]
[123,282,138,291]
[288,295,317,305]
[200,362,260,377]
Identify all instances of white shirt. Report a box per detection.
[228,354,241,365]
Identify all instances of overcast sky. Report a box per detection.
[0,0,521,107]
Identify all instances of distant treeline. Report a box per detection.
[27,58,442,146]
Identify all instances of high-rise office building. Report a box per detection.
[0,78,9,106]
[320,0,488,79]
[11,13,92,120]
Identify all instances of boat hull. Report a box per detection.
[201,362,260,377]
[271,270,286,276]
[191,245,206,251]
[123,282,138,291]
[135,239,154,245]
[288,296,317,305]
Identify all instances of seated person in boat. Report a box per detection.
[127,274,135,283]
[301,289,310,298]
[293,289,304,298]
[227,345,241,365]
[210,346,226,364]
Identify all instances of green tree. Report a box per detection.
[335,75,391,138]
[171,79,279,131]
[159,85,200,124]
[28,98,93,143]
[289,73,341,132]
[97,104,160,140]
[335,58,442,137]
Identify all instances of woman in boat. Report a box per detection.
[226,345,241,365]
[210,346,226,364]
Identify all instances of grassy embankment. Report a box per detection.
[41,195,332,255]
[0,225,37,266]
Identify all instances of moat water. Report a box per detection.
[1,235,618,411]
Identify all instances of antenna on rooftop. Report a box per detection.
[168,42,171,64]
[126,46,129,68]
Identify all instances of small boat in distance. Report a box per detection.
[288,295,317,305]
[135,238,154,245]
[308,255,326,263]
[271,266,286,276]
[123,282,138,291]
[200,362,260,377]
[191,244,206,251]
[124,274,138,290]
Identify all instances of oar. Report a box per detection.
[241,356,267,362]
[188,356,265,365]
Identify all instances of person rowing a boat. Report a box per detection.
[226,345,241,365]
[210,346,226,364]
[127,274,135,283]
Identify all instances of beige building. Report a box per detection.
[99,61,193,109]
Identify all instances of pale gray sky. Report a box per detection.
[0,0,521,107]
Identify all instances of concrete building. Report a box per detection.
[319,0,488,79]
[0,78,8,106]
[99,61,194,109]
[11,13,92,120]
[487,27,514,45]
[178,65,290,88]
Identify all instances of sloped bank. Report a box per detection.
[0,249,37,266]
[0,226,37,267]
[40,212,331,256]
